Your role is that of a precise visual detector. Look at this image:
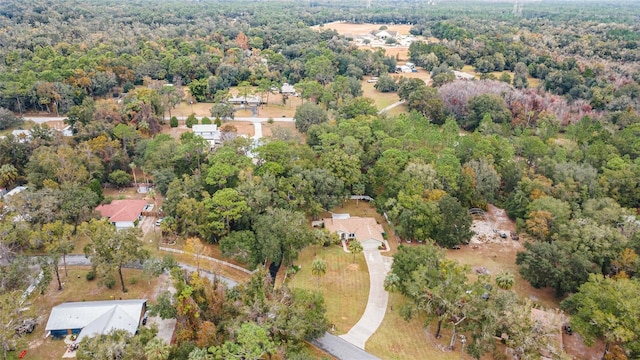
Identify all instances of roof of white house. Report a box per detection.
[192,124,218,133]
[228,95,261,104]
[192,124,221,143]
[45,299,147,342]
[4,186,27,198]
[281,83,296,94]
[453,71,475,80]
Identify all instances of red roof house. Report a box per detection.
[95,200,147,230]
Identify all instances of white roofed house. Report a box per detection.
[192,124,222,150]
[280,83,297,96]
[374,30,399,40]
[45,299,147,342]
[227,95,262,107]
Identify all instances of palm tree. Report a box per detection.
[144,338,169,360]
[129,162,137,186]
[311,258,327,288]
[348,240,363,263]
[384,273,400,311]
[0,164,18,188]
[495,270,515,290]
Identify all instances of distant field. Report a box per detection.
[312,22,414,36]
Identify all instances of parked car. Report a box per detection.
[155,218,164,226]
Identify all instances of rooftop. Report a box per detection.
[95,199,147,223]
[45,299,147,343]
[323,215,385,243]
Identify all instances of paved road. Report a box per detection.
[253,122,263,139]
[339,249,392,349]
[21,116,294,124]
[60,254,237,287]
[313,333,381,360]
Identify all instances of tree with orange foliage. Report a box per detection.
[235,32,249,50]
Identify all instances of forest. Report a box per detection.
[1,0,640,359]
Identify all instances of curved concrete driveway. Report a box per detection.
[339,249,393,349]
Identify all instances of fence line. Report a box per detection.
[158,247,255,275]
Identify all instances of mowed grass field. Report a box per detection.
[362,80,400,111]
[367,295,465,360]
[461,65,542,88]
[287,244,370,335]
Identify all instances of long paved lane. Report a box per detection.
[339,249,392,349]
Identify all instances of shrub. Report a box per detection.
[185,114,197,128]
[86,270,96,281]
[170,116,179,128]
[103,274,116,289]
[123,83,135,93]
[201,116,212,124]
[214,117,222,127]
[267,117,274,124]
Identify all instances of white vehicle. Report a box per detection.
[155,218,165,226]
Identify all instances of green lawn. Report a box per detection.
[362,80,400,110]
[367,295,465,360]
[287,244,369,335]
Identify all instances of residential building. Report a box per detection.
[95,199,147,230]
[322,214,386,250]
[45,299,147,343]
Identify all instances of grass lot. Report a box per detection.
[367,295,463,360]
[171,88,302,119]
[446,242,558,309]
[362,80,400,111]
[461,65,541,88]
[24,267,158,360]
[287,244,369,335]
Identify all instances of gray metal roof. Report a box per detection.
[45,299,146,340]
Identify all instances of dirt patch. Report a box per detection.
[563,332,606,360]
[347,263,360,271]
[469,204,520,248]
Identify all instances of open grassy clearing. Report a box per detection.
[24,267,158,360]
[172,88,302,119]
[362,80,400,110]
[312,22,414,36]
[445,243,558,309]
[287,244,369,335]
[367,295,464,360]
